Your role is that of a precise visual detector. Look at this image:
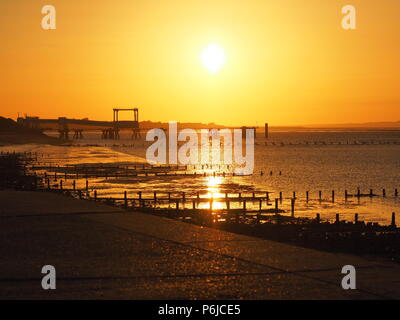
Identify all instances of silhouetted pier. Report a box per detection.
[17,107,141,140]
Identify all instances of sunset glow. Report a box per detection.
[0,0,400,126]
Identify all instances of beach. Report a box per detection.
[1,189,400,299]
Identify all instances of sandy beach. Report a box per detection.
[1,189,400,299]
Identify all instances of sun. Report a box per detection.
[200,43,226,74]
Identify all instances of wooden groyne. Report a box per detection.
[263,140,400,147]
[39,179,400,226]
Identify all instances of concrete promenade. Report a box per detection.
[0,190,399,299]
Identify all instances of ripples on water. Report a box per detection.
[1,130,399,225]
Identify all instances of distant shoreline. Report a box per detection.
[0,132,62,146]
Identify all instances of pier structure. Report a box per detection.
[72,129,84,139]
[113,107,140,140]
[17,107,141,140]
[101,128,119,140]
[58,117,70,140]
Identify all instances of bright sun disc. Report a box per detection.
[200,43,226,74]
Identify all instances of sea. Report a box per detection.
[1,130,400,225]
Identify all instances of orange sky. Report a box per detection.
[0,0,399,126]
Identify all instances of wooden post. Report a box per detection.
[182,192,186,202]
[395,189,398,197]
[243,199,246,210]
[316,213,320,223]
[383,189,386,197]
[357,188,360,198]
[209,198,213,210]
[279,192,282,200]
[370,189,373,197]
[94,190,97,200]
[124,191,127,208]
[291,198,295,217]
[154,192,157,200]
[266,192,269,201]
[168,192,171,201]
[293,191,296,199]
[73,180,76,191]
[332,190,335,202]
[60,180,63,191]
[259,199,262,211]
[319,191,322,201]
[391,212,396,227]
[226,200,230,211]
[176,200,179,211]
[335,214,340,224]
[345,190,348,199]
[238,192,242,199]
[192,200,195,210]
[275,198,279,211]
[86,180,89,191]
[47,179,50,190]
[306,191,309,202]
[139,191,142,200]
[354,213,358,223]
[252,192,255,199]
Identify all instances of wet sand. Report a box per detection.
[1,189,400,299]
[0,134,61,146]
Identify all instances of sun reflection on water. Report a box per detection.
[204,176,224,210]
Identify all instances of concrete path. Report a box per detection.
[0,190,399,299]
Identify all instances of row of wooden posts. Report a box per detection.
[47,177,400,203]
[263,141,400,146]
[31,163,234,170]
[34,175,399,227]
[299,188,399,201]
[54,183,398,227]
[43,177,398,222]
[41,170,240,180]
[314,212,397,228]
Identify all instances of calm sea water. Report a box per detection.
[2,130,400,224]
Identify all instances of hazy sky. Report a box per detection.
[1,0,399,126]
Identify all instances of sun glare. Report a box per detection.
[200,43,226,74]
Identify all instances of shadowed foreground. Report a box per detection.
[0,190,399,299]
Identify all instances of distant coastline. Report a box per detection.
[2,115,400,144]
[0,117,61,145]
